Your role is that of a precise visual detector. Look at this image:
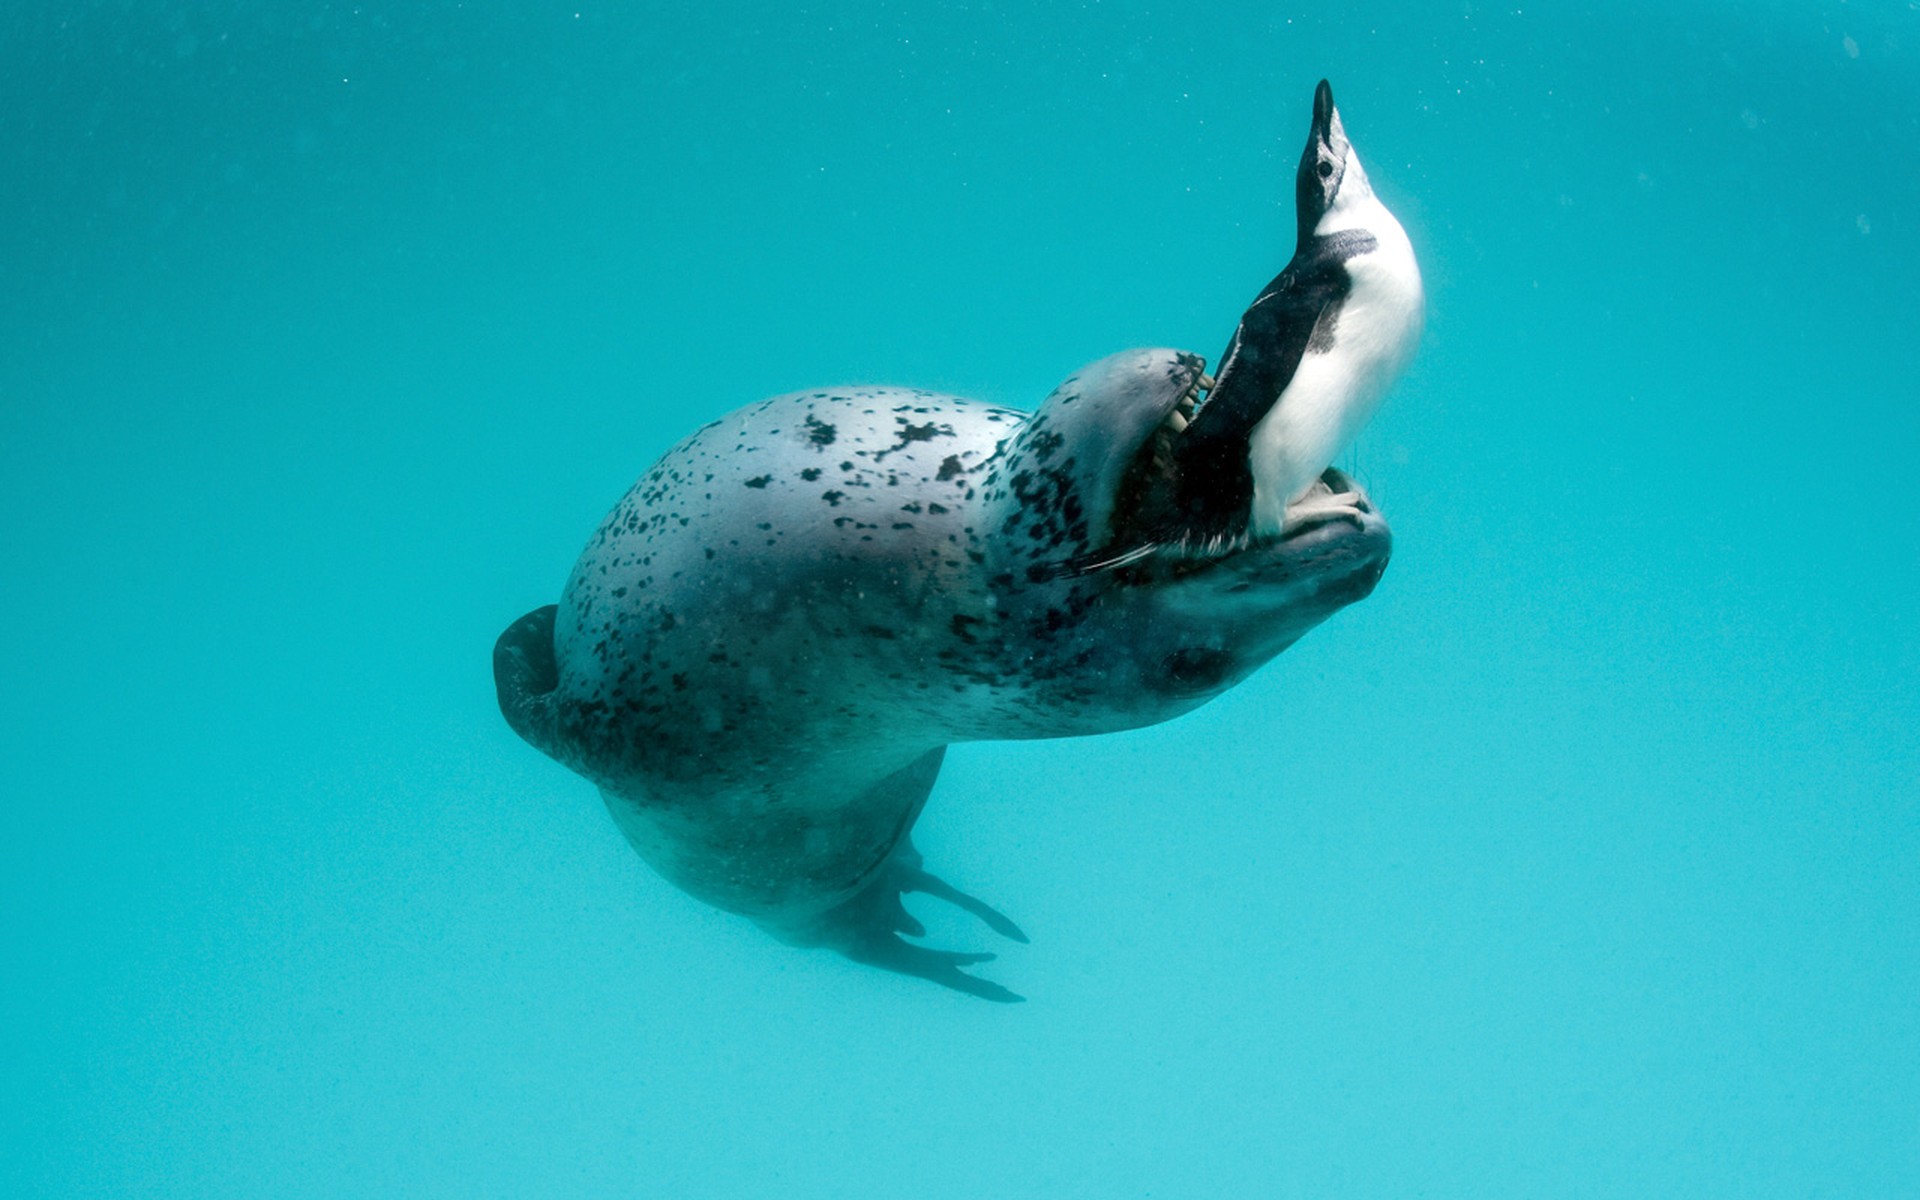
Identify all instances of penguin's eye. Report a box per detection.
[1317,161,1334,179]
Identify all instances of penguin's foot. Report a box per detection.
[1280,494,1364,535]
[1280,468,1373,537]
[794,840,1027,1002]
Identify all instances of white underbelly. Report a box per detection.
[1246,248,1422,535]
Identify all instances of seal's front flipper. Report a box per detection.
[843,936,1022,1004]
[900,854,1029,945]
[795,830,1027,1002]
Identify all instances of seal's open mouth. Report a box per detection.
[1098,369,1378,568]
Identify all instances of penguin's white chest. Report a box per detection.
[1247,211,1423,536]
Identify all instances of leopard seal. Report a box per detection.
[494,81,1410,1002]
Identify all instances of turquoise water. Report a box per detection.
[5,3,1917,1195]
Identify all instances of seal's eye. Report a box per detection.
[1318,161,1334,179]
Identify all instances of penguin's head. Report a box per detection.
[1296,79,1377,244]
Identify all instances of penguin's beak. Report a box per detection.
[1312,79,1351,169]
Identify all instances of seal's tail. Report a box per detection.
[494,604,565,763]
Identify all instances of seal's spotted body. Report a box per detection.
[494,80,1418,1000]
[497,350,1391,1001]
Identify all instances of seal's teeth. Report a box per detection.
[1175,368,1209,411]
[1165,409,1189,433]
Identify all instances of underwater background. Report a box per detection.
[5,2,1917,1196]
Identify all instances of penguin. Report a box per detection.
[1087,78,1423,569]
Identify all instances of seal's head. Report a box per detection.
[977,347,1390,730]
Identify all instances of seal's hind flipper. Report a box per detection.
[494,605,564,761]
